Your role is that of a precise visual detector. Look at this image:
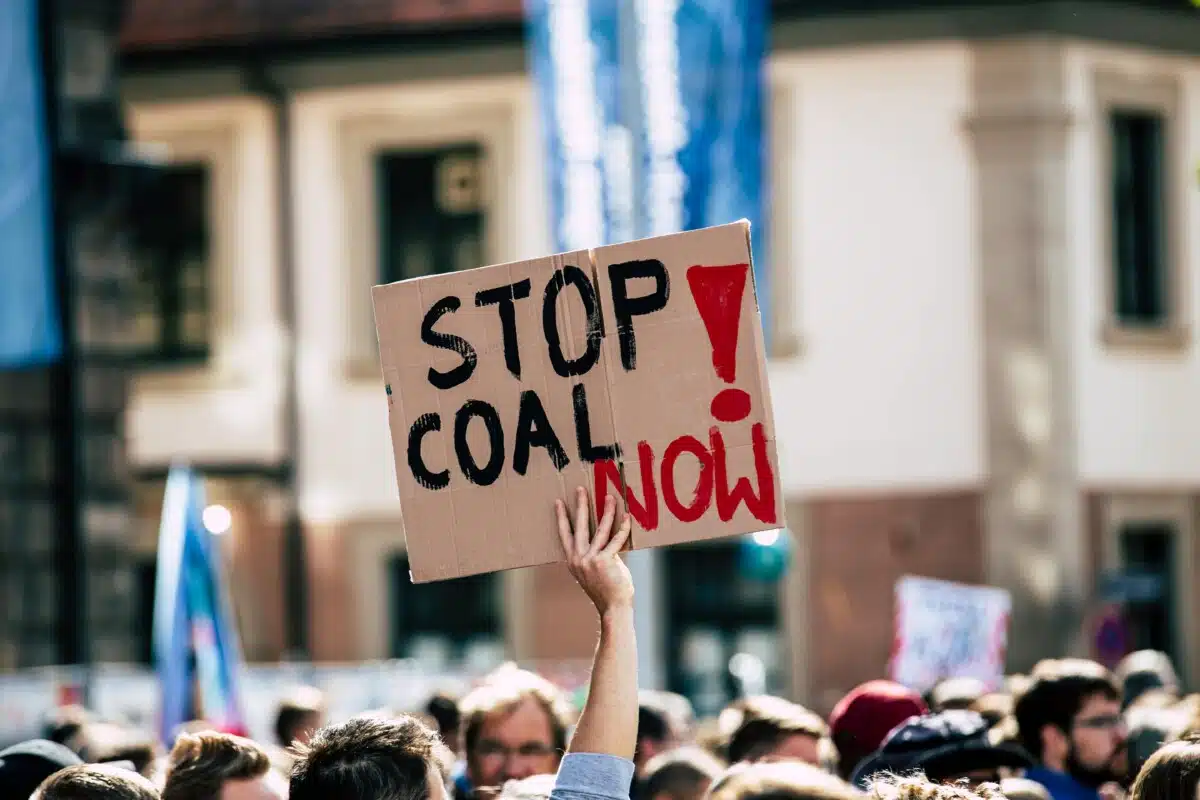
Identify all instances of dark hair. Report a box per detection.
[1014,659,1119,762]
[708,761,860,800]
[425,691,462,742]
[275,686,326,747]
[290,714,453,800]
[79,723,160,778]
[35,763,160,800]
[727,697,828,764]
[459,668,571,756]
[43,706,93,752]
[162,732,271,800]
[1130,737,1200,800]
[643,747,725,800]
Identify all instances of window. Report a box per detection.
[1110,112,1167,326]
[388,555,501,668]
[1118,521,1177,662]
[377,145,486,285]
[1095,70,1183,346]
[664,541,782,717]
[132,163,212,362]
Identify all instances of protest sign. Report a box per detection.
[374,221,781,582]
[889,576,1011,693]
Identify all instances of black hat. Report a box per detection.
[851,710,1033,788]
[0,739,85,798]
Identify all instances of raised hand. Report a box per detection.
[555,487,634,617]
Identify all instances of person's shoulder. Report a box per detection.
[552,753,635,800]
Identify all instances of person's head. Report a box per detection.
[275,686,326,748]
[930,679,988,713]
[1116,651,1179,710]
[1014,659,1125,787]
[637,691,689,775]
[727,697,828,766]
[460,668,571,788]
[829,681,927,780]
[1125,705,1189,782]
[1129,737,1200,800]
[79,723,160,778]
[641,747,725,800]
[290,713,453,800]
[967,694,1012,730]
[708,760,862,800]
[163,731,284,800]
[996,778,1051,800]
[33,763,160,800]
[43,706,94,752]
[849,711,1032,789]
[497,773,558,800]
[426,691,463,751]
[865,774,1004,800]
[0,739,86,799]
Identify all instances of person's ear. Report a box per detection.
[1041,724,1069,762]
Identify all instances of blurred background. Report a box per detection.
[1,0,1199,740]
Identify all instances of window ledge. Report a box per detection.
[1100,322,1191,353]
[769,333,804,361]
[345,359,382,384]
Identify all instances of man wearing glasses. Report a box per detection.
[1016,659,1129,800]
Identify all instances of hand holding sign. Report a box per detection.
[374,221,782,582]
[557,489,634,617]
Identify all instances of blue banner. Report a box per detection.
[526,0,769,335]
[153,466,247,743]
[0,0,62,368]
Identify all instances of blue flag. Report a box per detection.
[526,0,769,336]
[153,466,247,744]
[0,0,62,368]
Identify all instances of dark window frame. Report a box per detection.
[132,161,214,365]
[376,143,487,287]
[388,554,502,662]
[1095,70,1185,349]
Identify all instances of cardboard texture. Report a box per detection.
[373,221,782,583]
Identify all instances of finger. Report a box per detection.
[602,514,632,556]
[555,498,573,557]
[573,486,589,555]
[588,495,616,557]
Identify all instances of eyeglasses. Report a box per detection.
[474,742,557,762]
[1074,714,1123,731]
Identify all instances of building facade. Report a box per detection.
[117,0,1200,715]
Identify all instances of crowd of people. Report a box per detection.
[2,490,1199,800]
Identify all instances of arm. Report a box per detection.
[555,488,637,761]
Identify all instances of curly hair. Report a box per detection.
[867,775,1005,800]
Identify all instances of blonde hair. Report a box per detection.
[708,761,863,800]
[867,775,1005,800]
[460,666,572,755]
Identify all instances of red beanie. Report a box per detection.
[828,680,927,777]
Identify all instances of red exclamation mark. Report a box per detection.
[686,263,752,423]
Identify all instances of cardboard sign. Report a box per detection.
[889,576,1012,693]
[373,221,781,582]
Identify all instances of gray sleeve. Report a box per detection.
[551,753,635,800]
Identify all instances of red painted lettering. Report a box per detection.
[660,435,714,523]
[592,441,659,530]
[710,423,777,523]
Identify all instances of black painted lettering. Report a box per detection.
[513,390,569,475]
[454,400,505,486]
[608,259,669,370]
[476,278,532,380]
[407,413,450,490]
[543,265,603,378]
[572,382,621,462]
[421,296,477,390]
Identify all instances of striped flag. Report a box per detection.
[153,465,247,744]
